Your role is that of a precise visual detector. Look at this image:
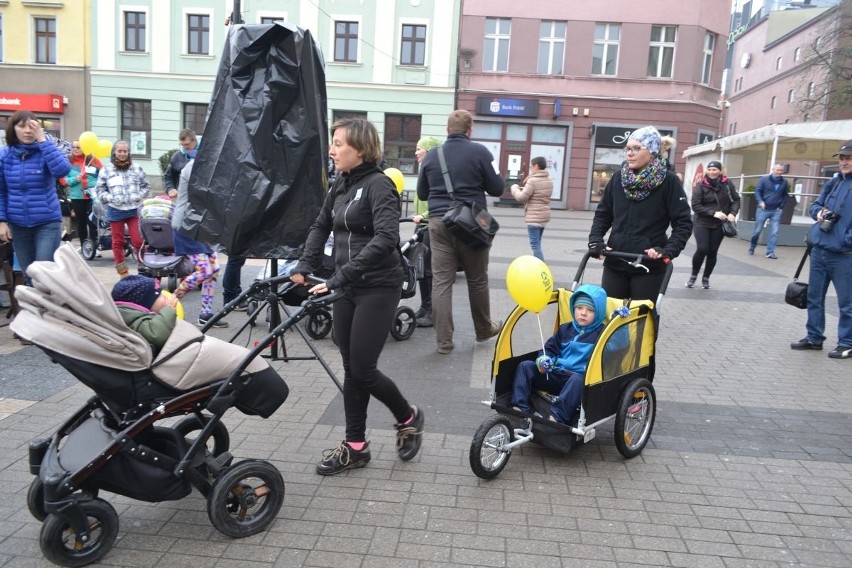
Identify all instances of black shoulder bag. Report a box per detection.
[785,245,810,309]
[712,183,738,238]
[437,146,499,249]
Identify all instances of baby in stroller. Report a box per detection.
[12,245,289,567]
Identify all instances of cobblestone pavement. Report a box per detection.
[0,207,849,567]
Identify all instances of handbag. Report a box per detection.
[436,146,499,249]
[721,220,738,238]
[784,245,810,309]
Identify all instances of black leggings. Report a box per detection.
[691,225,724,278]
[333,287,411,442]
[601,266,666,302]
[70,199,96,244]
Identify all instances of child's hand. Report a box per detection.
[536,355,553,373]
[164,294,179,308]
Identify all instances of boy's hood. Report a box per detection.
[569,283,608,333]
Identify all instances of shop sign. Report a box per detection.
[0,93,65,113]
[476,96,539,118]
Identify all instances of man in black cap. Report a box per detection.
[790,139,852,359]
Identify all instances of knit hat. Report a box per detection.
[416,136,442,152]
[707,160,723,170]
[627,126,662,156]
[573,293,596,311]
[111,275,160,309]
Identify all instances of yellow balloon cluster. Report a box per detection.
[384,167,405,194]
[506,255,554,313]
[78,131,113,159]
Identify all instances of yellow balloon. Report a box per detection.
[79,131,99,156]
[160,290,184,320]
[384,167,405,194]
[95,139,113,158]
[506,255,554,313]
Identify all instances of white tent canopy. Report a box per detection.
[684,120,852,163]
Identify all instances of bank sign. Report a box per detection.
[476,97,539,118]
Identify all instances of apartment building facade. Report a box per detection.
[457,0,730,210]
[0,0,91,143]
[88,0,459,188]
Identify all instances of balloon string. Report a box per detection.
[536,313,546,353]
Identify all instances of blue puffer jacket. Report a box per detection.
[0,141,71,227]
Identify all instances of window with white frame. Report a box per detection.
[483,17,510,72]
[700,32,715,85]
[120,99,151,158]
[538,20,565,75]
[647,25,676,78]
[775,56,782,70]
[787,89,794,104]
[123,10,146,52]
[384,114,421,174]
[34,17,57,64]
[334,21,359,62]
[187,13,210,55]
[183,103,208,135]
[592,23,620,76]
[770,96,777,109]
[401,24,426,66]
[794,47,801,62]
[807,82,815,98]
[258,11,286,24]
[0,15,4,62]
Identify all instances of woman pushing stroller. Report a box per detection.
[291,117,425,475]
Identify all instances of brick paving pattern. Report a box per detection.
[0,208,849,567]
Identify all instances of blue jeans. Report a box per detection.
[222,255,246,304]
[8,222,62,285]
[805,247,852,348]
[527,225,545,260]
[750,207,782,255]
[510,360,583,423]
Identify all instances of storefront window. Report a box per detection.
[472,122,501,140]
[505,124,527,141]
[0,115,62,148]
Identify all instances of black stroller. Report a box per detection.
[136,197,194,291]
[80,198,134,262]
[11,245,339,567]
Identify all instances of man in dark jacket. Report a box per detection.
[749,163,790,259]
[790,140,852,359]
[164,129,197,198]
[416,110,505,354]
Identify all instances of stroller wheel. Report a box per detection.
[208,459,285,538]
[174,414,231,457]
[40,498,118,568]
[167,274,179,293]
[614,378,656,459]
[81,239,97,261]
[305,309,332,339]
[390,306,416,341]
[469,415,514,480]
[27,477,46,521]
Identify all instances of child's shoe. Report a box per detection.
[198,312,229,328]
[316,441,371,475]
[396,406,424,461]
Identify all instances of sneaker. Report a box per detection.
[828,345,852,359]
[766,253,778,259]
[230,299,249,312]
[415,313,433,327]
[316,441,371,475]
[476,320,502,342]
[790,338,822,351]
[197,313,229,328]
[686,275,696,288]
[747,247,755,255]
[396,406,424,462]
[702,277,711,289]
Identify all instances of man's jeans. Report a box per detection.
[8,221,62,285]
[805,246,852,348]
[750,207,782,254]
[222,255,246,304]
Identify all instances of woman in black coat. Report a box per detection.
[291,118,424,476]
[688,161,741,289]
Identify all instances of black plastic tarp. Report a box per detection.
[180,23,328,259]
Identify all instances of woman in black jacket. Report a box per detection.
[588,126,693,301]
[687,161,741,289]
[291,118,424,475]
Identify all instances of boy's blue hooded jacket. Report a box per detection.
[542,283,609,376]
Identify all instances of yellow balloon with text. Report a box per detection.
[95,139,113,159]
[79,131,99,156]
[160,290,184,320]
[506,255,554,313]
[384,167,405,194]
